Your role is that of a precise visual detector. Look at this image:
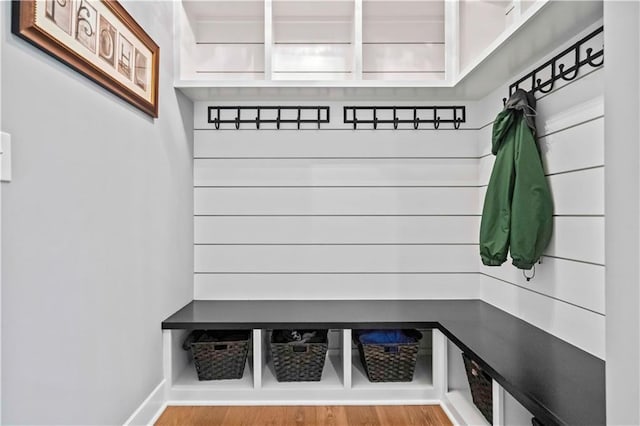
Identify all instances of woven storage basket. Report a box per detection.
[188,331,250,381]
[270,335,328,382]
[357,340,419,382]
[462,352,493,424]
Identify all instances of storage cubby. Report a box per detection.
[272,0,355,80]
[262,329,344,389]
[178,1,265,80]
[362,0,445,81]
[163,328,443,403]
[351,329,434,389]
[170,329,255,392]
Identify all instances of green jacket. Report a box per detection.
[479,92,553,270]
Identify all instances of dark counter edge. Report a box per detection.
[162,300,602,426]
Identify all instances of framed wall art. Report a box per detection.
[12,0,160,117]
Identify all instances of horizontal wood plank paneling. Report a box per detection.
[480,256,605,315]
[479,167,604,216]
[194,273,480,300]
[475,40,604,359]
[195,216,481,244]
[195,187,480,215]
[195,244,478,273]
[478,116,604,185]
[195,158,479,187]
[546,217,604,265]
[193,129,478,156]
[480,274,605,359]
[535,69,604,127]
[548,167,604,215]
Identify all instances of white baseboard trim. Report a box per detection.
[442,390,490,426]
[123,380,167,426]
[440,399,462,426]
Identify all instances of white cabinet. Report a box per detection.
[174,0,603,97]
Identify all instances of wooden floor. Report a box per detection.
[155,405,453,426]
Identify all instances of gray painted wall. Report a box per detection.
[1,1,193,424]
[604,2,640,425]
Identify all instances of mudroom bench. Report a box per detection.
[161,300,605,426]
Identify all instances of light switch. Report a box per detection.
[0,132,11,182]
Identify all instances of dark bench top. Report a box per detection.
[162,299,605,426]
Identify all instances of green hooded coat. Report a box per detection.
[479,91,553,270]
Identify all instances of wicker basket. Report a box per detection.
[187,330,250,381]
[462,352,493,424]
[357,340,420,382]
[270,333,328,382]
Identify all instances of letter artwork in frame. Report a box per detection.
[12,0,160,117]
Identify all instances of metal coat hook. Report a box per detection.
[559,47,580,81]
[586,47,604,67]
[453,109,462,130]
[343,106,465,129]
[504,26,603,103]
[207,106,330,130]
[537,62,556,94]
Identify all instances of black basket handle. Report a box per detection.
[292,345,310,353]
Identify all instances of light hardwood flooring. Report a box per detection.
[155,405,453,426]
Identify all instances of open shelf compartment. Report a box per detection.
[272,0,355,80]
[178,0,265,81]
[362,0,445,81]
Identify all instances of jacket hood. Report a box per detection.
[505,88,537,132]
[491,89,537,155]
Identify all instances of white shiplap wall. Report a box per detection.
[191,23,605,360]
[192,105,482,301]
[478,23,605,359]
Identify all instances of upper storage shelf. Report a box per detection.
[178,1,265,80]
[272,0,355,80]
[362,1,445,81]
[174,0,604,98]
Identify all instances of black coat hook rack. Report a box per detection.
[503,26,603,104]
[343,106,466,130]
[207,106,330,129]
